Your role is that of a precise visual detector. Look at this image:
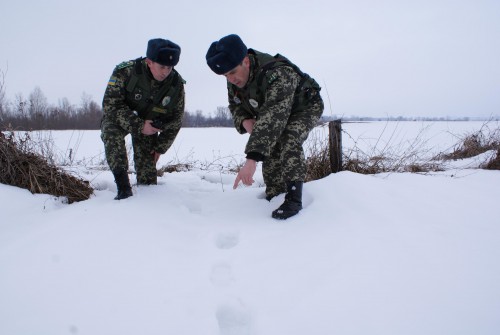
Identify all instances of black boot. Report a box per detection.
[113,169,133,200]
[272,181,303,220]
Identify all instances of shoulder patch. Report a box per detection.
[107,76,117,86]
[115,60,134,70]
[267,71,279,85]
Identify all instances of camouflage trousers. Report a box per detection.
[263,97,324,198]
[101,120,158,185]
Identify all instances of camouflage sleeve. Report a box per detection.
[245,66,300,158]
[227,84,254,134]
[102,65,144,136]
[154,84,185,154]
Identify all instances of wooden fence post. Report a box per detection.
[329,120,342,173]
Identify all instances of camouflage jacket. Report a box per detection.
[102,58,185,154]
[227,49,321,160]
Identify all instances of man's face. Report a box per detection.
[223,57,250,88]
[146,59,173,81]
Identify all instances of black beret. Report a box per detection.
[206,34,248,75]
[146,38,181,66]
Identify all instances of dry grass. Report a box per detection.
[157,163,192,176]
[305,122,443,179]
[157,151,244,177]
[305,129,332,182]
[304,121,500,180]
[486,148,500,170]
[435,123,500,170]
[438,130,499,160]
[0,132,93,203]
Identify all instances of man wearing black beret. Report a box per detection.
[206,34,324,219]
[101,38,185,200]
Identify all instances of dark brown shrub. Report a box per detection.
[0,132,93,203]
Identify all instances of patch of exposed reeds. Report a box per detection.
[305,121,500,178]
[0,132,93,203]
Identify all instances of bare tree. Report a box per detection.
[28,86,50,128]
[78,93,102,129]
[194,110,207,127]
[211,106,232,127]
[14,93,28,118]
[29,86,48,116]
[80,92,92,113]
[59,97,75,116]
[48,97,75,128]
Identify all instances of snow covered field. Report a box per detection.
[1,121,499,335]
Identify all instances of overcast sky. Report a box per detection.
[1,0,499,118]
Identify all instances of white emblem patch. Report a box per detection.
[249,99,259,108]
[162,96,171,106]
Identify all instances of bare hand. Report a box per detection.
[242,119,256,134]
[233,159,257,189]
[142,120,161,135]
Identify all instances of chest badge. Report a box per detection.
[162,96,171,106]
[135,93,142,101]
[233,96,241,104]
[249,99,259,108]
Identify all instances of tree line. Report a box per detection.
[3,70,487,131]
[0,87,103,130]
[0,76,233,131]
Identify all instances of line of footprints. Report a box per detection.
[211,231,253,335]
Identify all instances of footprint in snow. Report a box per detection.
[214,231,240,250]
[216,301,253,335]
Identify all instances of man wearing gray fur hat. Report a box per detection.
[206,34,324,219]
[101,38,185,200]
